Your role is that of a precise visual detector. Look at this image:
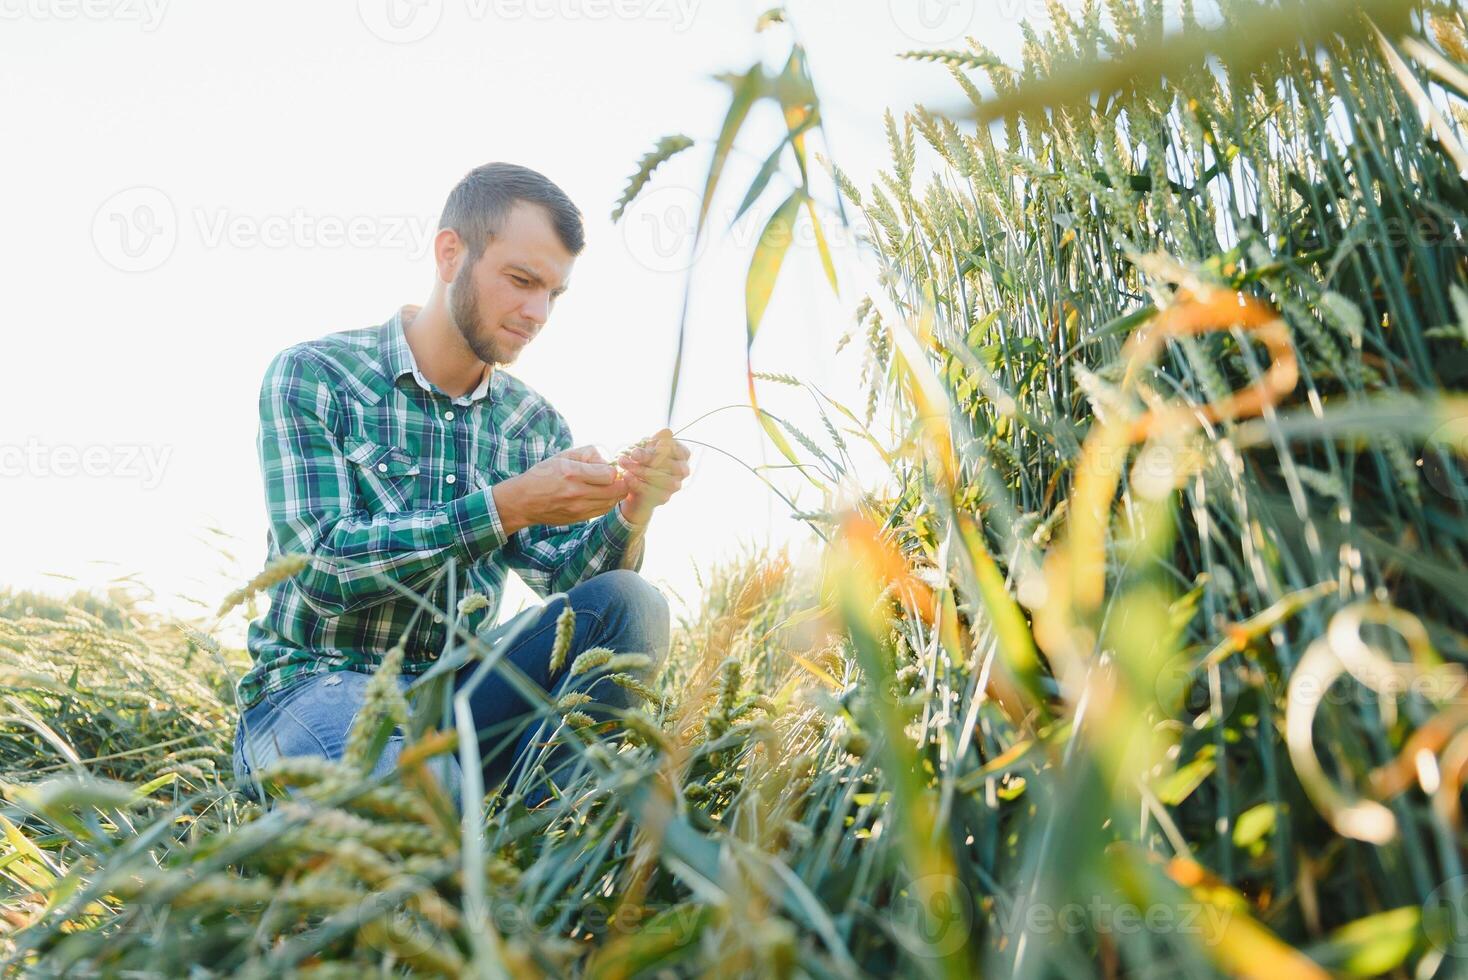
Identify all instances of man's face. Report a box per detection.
[449,201,574,366]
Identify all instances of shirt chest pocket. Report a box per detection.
[344,436,422,514]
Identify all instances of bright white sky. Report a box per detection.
[0,0,1031,639]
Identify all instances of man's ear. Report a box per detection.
[433,227,464,285]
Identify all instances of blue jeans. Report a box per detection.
[232,569,670,811]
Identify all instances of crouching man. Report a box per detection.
[231,162,690,810]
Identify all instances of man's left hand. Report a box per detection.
[615,428,691,526]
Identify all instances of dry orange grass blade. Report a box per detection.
[1047,287,1300,631]
[1122,289,1300,444]
[830,512,937,627]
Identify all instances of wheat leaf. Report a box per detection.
[746,188,804,347]
[897,49,1005,69]
[610,134,695,222]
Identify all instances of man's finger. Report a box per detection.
[564,444,608,464]
[628,429,674,453]
[622,469,670,498]
[624,455,690,481]
[643,437,674,470]
[576,484,628,511]
[622,466,680,492]
[566,459,619,485]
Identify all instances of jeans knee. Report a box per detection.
[371,736,464,814]
[597,570,669,661]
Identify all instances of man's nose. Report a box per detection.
[522,290,550,325]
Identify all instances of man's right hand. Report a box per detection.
[491,445,629,537]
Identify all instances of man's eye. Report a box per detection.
[511,276,530,287]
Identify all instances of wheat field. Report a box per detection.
[8,1,1468,977]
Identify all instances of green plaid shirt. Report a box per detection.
[236,305,643,709]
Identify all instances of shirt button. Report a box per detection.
[377,463,388,473]
[445,474,456,484]
[444,410,455,420]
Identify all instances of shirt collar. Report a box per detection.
[382,305,495,406]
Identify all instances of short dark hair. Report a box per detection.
[438,162,585,261]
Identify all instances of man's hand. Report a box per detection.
[492,445,628,537]
[615,428,691,527]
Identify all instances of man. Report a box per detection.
[231,162,690,810]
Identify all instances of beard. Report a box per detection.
[449,258,517,366]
